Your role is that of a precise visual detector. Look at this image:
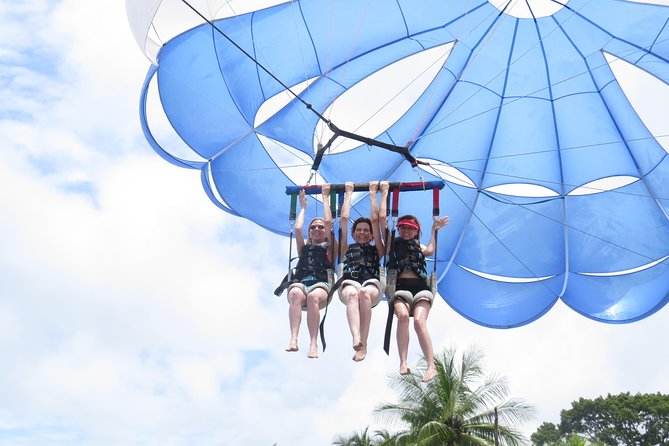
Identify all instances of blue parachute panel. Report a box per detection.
[452,192,565,279]
[564,263,669,323]
[441,265,562,328]
[136,0,669,327]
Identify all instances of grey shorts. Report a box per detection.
[338,278,382,307]
[391,289,434,312]
[287,281,332,310]
[386,273,435,313]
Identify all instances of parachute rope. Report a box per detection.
[179,0,435,172]
[179,0,328,124]
[178,0,668,179]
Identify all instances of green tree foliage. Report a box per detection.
[332,347,534,446]
[532,392,669,446]
[531,426,596,446]
[531,422,561,445]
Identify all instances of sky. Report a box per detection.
[1,1,669,445]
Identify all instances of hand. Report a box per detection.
[369,181,378,194]
[433,216,449,230]
[380,181,389,193]
[345,182,354,194]
[322,183,330,197]
[299,189,307,208]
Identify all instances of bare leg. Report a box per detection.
[353,286,376,362]
[343,286,362,351]
[394,300,411,375]
[306,288,327,358]
[286,288,305,351]
[413,301,436,382]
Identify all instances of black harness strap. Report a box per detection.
[383,228,396,355]
[318,194,339,352]
[311,123,427,172]
[275,194,298,296]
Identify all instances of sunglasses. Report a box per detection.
[310,224,325,230]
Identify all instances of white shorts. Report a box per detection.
[287,281,332,310]
[338,278,382,307]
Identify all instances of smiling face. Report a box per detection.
[397,215,421,241]
[307,218,327,243]
[352,219,372,244]
[398,224,418,240]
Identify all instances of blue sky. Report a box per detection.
[1,1,669,445]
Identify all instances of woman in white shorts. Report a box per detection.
[337,182,388,361]
[285,185,336,359]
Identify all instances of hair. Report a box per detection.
[306,217,326,244]
[397,214,421,239]
[351,217,373,238]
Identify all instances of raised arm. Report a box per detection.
[369,181,385,258]
[422,216,449,257]
[378,181,390,254]
[321,184,338,256]
[339,182,354,255]
[295,189,308,254]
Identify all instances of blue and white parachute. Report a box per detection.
[127,0,669,327]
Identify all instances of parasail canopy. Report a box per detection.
[127,0,669,328]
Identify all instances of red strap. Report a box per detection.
[391,187,400,217]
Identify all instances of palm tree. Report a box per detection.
[374,346,534,446]
[332,426,376,446]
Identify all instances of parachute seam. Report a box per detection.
[331,42,456,154]
[435,176,562,299]
[325,0,375,125]
[482,191,669,270]
[418,33,669,143]
[436,17,563,288]
[209,26,253,128]
[441,160,669,201]
[219,2,316,132]
[178,0,330,125]
[317,0,335,142]
[286,1,315,102]
[592,49,669,221]
[650,17,669,53]
[414,0,594,142]
[535,9,569,296]
[296,2,322,74]
[405,1,515,148]
[555,10,669,216]
[308,1,492,159]
[561,2,669,66]
[433,172,669,292]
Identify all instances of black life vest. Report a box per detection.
[343,243,380,281]
[294,242,330,282]
[389,237,426,278]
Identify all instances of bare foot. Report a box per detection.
[399,365,411,375]
[353,340,363,352]
[422,368,437,382]
[307,345,319,359]
[352,346,367,362]
[285,341,298,352]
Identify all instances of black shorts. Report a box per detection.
[396,277,429,296]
